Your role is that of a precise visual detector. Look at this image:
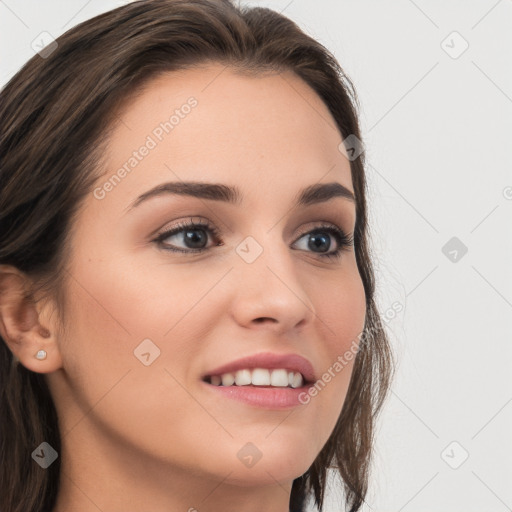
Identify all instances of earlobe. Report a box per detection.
[0,266,63,373]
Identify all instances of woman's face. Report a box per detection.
[45,64,366,493]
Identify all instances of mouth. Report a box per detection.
[199,352,316,409]
[201,367,312,388]
[200,371,312,409]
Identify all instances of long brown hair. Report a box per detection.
[0,1,394,511]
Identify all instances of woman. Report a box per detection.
[0,1,394,511]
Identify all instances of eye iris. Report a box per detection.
[308,232,331,252]
[184,229,207,248]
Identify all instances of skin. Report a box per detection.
[0,63,366,512]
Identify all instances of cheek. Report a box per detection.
[302,265,366,433]
[60,247,223,398]
[59,259,201,405]
[312,264,367,353]
[57,256,216,461]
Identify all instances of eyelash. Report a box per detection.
[154,218,354,260]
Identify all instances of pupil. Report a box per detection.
[185,229,207,248]
[309,232,330,252]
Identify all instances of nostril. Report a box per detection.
[253,317,276,324]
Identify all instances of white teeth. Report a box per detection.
[290,371,303,388]
[270,369,289,387]
[208,368,305,388]
[221,373,235,386]
[252,368,271,385]
[234,369,252,386]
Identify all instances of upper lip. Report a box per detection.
[202,351,316,384]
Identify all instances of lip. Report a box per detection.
[200,380,311,409]
[201,351,316,383]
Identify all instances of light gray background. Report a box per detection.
[1,1,511,511]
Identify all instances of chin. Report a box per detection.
[221,462,310,487]
[207,443,316,487]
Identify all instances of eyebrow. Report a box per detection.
[125,180,355,212]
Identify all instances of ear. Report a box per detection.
[0,265,63,373]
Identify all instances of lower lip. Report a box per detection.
[200,381,311,409]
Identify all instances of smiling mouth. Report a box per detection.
[202,367,309,388]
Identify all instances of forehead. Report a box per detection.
[99,63,353,210]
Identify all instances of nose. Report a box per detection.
[229,237,316,334]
